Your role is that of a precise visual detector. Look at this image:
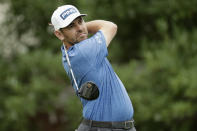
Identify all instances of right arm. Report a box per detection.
[86,20,118,47]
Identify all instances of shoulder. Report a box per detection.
[77,31,106,47]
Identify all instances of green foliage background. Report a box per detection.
[0,0,197,131]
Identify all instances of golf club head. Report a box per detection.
[78,81,99,100]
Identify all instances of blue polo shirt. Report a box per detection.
[61,31,133,121]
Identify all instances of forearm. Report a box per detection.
[86,20,117,46]
[86,20,115,34]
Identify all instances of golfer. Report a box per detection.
[51,5,136,131]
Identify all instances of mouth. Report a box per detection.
[78,33,87,40]
[78,33,87,37]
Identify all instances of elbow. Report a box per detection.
[111,22,118,34]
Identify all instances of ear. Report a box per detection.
[54,30,64,41]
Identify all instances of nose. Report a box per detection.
[76,24,83,32]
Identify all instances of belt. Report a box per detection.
[82,118,134,129]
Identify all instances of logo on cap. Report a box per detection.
[60,7,77,20]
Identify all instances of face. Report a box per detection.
[55,16,88,46]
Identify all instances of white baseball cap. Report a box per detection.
[51,5,86,30]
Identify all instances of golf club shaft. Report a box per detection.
[63,44,79,91]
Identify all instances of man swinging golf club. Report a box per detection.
[51,4,136,131]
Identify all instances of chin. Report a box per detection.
[79,36,88,42]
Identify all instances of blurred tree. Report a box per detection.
[0,2,82,131]
[7,0,197,62]
[114,28,197,131]
[1,0,197,131]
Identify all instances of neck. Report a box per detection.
[63,41,73,50]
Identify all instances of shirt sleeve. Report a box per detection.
[76,31,108,66]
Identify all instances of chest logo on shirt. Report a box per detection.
[95,33,102,44]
